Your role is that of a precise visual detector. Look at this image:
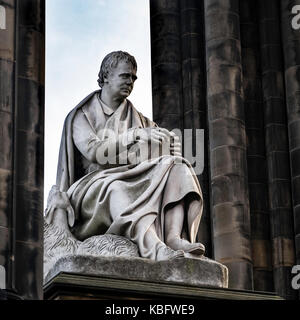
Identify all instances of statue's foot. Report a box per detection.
[167,237,205,256]
[156,244,184,261]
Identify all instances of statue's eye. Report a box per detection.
[119,74,137,82]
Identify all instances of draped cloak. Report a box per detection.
[56,90,203,259]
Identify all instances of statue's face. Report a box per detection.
[104,60,137,100]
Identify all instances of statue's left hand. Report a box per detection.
[44,185,75,227]
[170,134,182,156]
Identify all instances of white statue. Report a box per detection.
[44,51,205,268]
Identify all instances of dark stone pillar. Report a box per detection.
[281,0,300,299]
[0,0,44,300]
[204,0,253,290]
[14,0,45,299]
[240,0,273,292]
[150,0,183,131]
[179,0,212,257]
[0,0,15,292]
[259,0,296,300]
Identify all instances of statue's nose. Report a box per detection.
[127,76,134,84]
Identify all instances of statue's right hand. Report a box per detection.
[44,186,75,228]
[135,128,171,145]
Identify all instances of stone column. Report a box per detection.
[204,0,253,290]
[281,0,300,299]
[179,0,211,256]
[0,0,16,292]
[14,0,45,300]
[259,0,296,300]
[0,0,45,299]
[240,0,273,292]
[150,0,183,130]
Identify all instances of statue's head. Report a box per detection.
[98,51,137,99]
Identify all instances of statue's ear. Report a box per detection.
[103,75,109,84]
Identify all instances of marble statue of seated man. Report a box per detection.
[45,51,205,262]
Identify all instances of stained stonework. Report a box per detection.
[150,0,300,299]
[0,0,45,300]
[44,255,228,290]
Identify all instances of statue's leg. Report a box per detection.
[143,223,185,261]
[165,199,205,255]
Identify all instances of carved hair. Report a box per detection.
[98,51,137,88]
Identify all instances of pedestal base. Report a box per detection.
[44,254,228,288]
[43,255,282,300]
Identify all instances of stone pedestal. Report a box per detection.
[43,255,282,300]
[44,255,228,288]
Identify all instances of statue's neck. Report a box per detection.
[100,90,124,111]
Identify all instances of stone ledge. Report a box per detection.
[44,254,228,289]
[43,272,283,300]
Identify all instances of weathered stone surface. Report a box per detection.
[211,175,248,205]
[44,254,228,289]
[211,146,248,178]
[0,0,46,300]
[0,60,14,113]
[152,63,182,90]
[15,132,44,188]
[15,186,43,243]
[210,118,246,149]
[0,5,15,61]
[14,241,43,300]
[151,38,181,66]
[181,10,202,36]
[0,169,11,227]
[258,0,296,298]
[205,12,240,42]
[150,13,180,40]
[17,26,44,84]
[150,0,180,16]
[223,260,253,290]
[18,0,45,32]
[204,0,253,291]
[271,208,296,238]
[0,226,9,267]
[149,0,300,299]
[273,266,297,300]
[0,112,12,172]
[181,35,204,61]
[207,92,244,121]
[155,114,182,131]
[281,4,300,285]
[152,86,182,123]
[293,176,300,206]
[44,217,140,281]
[17,79,44,134]
[204,0,239,14]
